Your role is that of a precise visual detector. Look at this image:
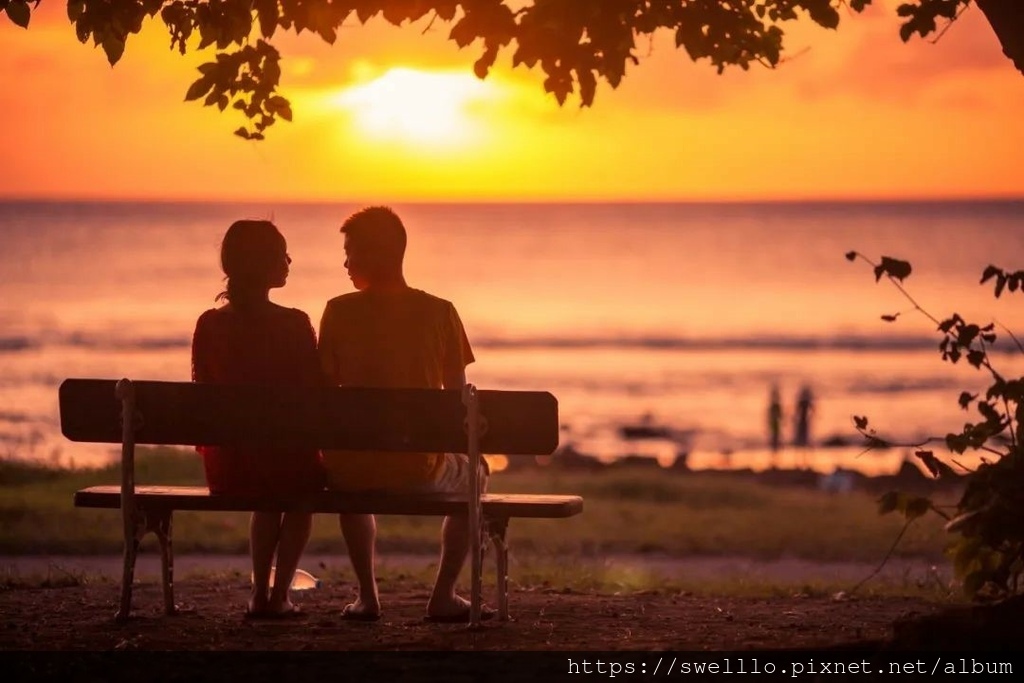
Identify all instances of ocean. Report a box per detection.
[2,199,1022,474]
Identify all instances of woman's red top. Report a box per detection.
[191,304,325,496]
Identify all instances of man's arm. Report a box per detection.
[317,303,340,385]
[442,366,466,392]
[442,303,473,390]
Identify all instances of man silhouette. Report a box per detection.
[768,383,783,454]
[318,206,487,622]
[793,385,815,448]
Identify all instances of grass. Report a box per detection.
[493,470,951,561]
[0,448,954,563]
[489,561,957,600]
[0,564,107,591]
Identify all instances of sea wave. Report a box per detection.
[472,334,1019,353]
[0,336,32,352]
[0,334,191,353]
[1,332,1019,354]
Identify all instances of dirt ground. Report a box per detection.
[0,573,940,651]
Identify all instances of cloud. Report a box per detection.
[600,2,1022,114]
[797,3,1018,102]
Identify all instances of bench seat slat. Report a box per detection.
[74,485,583,518]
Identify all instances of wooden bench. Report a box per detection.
[60,378,582,624]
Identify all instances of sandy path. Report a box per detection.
[1,553,946,587]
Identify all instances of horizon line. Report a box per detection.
[2,193,1023,206]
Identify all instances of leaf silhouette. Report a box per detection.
[185,77,213,102]
[980,265,1001,285]
[6,1,31,29]
[874,256,912,283]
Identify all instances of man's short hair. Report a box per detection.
[340,206,407,263]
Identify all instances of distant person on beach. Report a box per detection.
[191,220,325,619]
[318,206,486,623]
[793,385,815,448]
[768,384,783,453]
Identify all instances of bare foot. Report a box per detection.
[426,594,470,619]
[341,597,382,621]
[425,594,495,622]
[245,598,304,620]
[265,599,303,618]
[247,589,269,617]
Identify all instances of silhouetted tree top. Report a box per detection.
[3,1,1022,139]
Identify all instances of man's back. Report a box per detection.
[320,288,471,390]
[318,287,475,490]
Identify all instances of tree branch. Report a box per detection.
[976,0,1024,76]
[849,519,913,596]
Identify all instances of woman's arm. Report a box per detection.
[191,313,212,383]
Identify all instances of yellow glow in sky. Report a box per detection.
[329,67,495,148]
[0,2,1022,201]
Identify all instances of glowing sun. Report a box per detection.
[333,67,495,146]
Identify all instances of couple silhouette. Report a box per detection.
[191,207,486,622]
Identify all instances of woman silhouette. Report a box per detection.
[191,220,324,618]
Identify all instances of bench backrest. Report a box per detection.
[59,379,559,455]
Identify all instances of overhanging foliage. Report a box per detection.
[2,1,1022,138]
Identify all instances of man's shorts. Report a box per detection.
[415,453,490,494]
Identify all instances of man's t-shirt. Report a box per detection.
[318,287,475,490]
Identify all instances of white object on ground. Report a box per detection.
[251,566,321,590]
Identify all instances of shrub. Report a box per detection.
[847,252,1024,600]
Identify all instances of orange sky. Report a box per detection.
[1,1,1022,202]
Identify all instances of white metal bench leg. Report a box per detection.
[115,379,137,622]
[153,511,176,615]
[117,525,140,622]
[463,385,484,627]
[488,517,510,621]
